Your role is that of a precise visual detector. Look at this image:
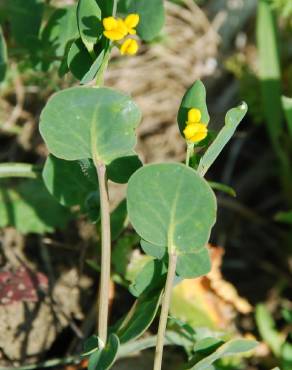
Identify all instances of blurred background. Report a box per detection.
[0,0,291,369]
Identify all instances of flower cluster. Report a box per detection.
[183,108,208,143]
[103,14,140,55]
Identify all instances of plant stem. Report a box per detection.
[95,160,111,346]
[0,163,40,179]
[153,252,177,370]
[113,0,118,16]
[185,143,194,166]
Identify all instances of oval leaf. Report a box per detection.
[107,155,142,184]
[127,163,216,254]
[117,290,162,343]
[189,339,258,370]
[176,248,211,279]
[77,0,102,53]
[140,239,166,260]
[39,87,141,164]
[42,155,98,208]
[118,0,165,41]
[197,102,247,176]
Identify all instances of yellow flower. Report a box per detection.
[103,17,127,41]
[120,38,139,55]
[183,122,207,143]
[187,108,201,124]
[124,13,140,35]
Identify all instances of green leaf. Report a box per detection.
[110,199,127,241]
[41,6,78,59]
[282,342,292,370]
[118,0,165,41]
[88,333,119,370]
[257,0,283,150]
[112,235,140,277]
[177,80,210,135]
[255,304,284,356]
[117,289,162,343]
[0,26,7,82]
[140,239,166,259]
[107,155,142,184]
[0,180,71,234]
[194,337,224,354]
[282,96,292,137]
[77,0,102,54]
[8,0,44,48]
[129,259,166,297]
[188,339,258,369]
[40,87,141,164]
[275,210,292,224]
[127,163,216,254]
[208,181,236,197]
[84,191,100,222]
[80,49,105,85]
[42,155,98,208]
[82,335,101,356]
[176,248,211,279]
[67,38,93,80]
[197,102,247,177]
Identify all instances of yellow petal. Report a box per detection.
[103,29,125,41]
[103,17,117,31]
[120,38,132,55]
[117,18,128,37]
[187,108,201,124]
[124,13,140,29]
[120,38,139,55]
[183,123,207,143]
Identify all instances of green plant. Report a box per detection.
[0,1,257,369]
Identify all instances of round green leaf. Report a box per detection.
[140,239,166,260]
[176,248,211,278]
[42,155,98,208]
[39,87,141,164]
[77,0,102,53]
[177,80,210,135]
[127,163,216,254]
[107,155,142,184]
[118,0,165,41]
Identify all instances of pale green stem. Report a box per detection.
[95,160,111,346]
[153,252,177,370]
[113,0,118,16]
[0,163,40,179]
[185,142,194,166]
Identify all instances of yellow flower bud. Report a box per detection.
[120,38,139,55]
[187,108,201,124]
[183,123,207,143]
[124,13,140,34]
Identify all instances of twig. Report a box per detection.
[94,160,111,346]
[153,252,177,370]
